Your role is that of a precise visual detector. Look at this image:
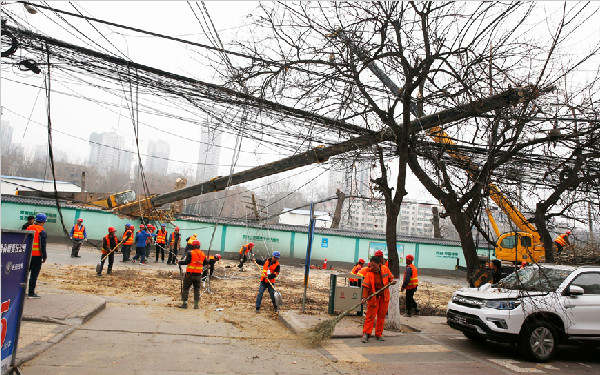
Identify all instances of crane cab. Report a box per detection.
[495,231,545,264]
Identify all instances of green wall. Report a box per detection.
[1,200,493,271]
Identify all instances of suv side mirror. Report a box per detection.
[568,285,584,296]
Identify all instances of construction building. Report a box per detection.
[88,132,133,176]
[195,123,222,183]
[145,140,170,176]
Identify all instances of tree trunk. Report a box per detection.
[384,208,402,331]
[432,206,441,238]
[450,211,480,281]
[331,189,345,229]
[386,282,402,331]
[535,204,555,263]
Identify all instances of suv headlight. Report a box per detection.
[485,300,521,310]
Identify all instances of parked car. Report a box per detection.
[446,264,600,362]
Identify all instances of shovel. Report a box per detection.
[251,258,283,307]
[96,238,126,273]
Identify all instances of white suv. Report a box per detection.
[446,264,600,362]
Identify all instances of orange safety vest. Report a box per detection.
[239,244,252,255]
[123,229,134,245]
[72,224,85,240]
[27,224,44,257]
[260,259,280,284]
[102,234,118,255]
[171,233,180,246]
[350,264,362,283]
[554,233,568,246]
[156,229,167,244]
[186,249,206,273]
[362,265,393,301]
[406,264,418,290]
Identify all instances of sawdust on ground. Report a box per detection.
[39,259,460,336]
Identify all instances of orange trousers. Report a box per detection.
[362,295,389,337]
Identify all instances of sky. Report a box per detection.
[0,1,438,202]
[1,1,599,209]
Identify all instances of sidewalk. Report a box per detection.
[278,310,449,338]
[15,291,106,367]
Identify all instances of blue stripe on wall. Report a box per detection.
[220,225,227,255]
[354,238,360,263]
[290,232,295,258]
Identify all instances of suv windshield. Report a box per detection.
[501,266,573,292]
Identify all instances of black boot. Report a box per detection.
[107,265,112,275]
[178,301,188,309]
[193,301,199,309]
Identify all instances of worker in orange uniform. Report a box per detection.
[401,254,419,316]
[26,213,48,298]
[98,226,119,276]
[554,230,572,253]
[204,253,221,279]
[145,224,155,260]
[69,217,87,258]
[237,242,254,271]
[167,227,181,265]
[361,256,395,342]
[155,223,168,262]
[120,223,134,262]
[176,240,207,309]
[350,258,365,286]
[253,251,280,313]
[184,233,198,257]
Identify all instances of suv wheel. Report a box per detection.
[463,331,486,342]
[518,321,558,362]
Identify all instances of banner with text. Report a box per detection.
[1,230,33,375]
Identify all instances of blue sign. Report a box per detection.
[1,230,33,375]
[321,238,328,248]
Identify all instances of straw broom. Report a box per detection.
[304,282,395,348]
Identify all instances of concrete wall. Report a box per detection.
[1,200,493,271]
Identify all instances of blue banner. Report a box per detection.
[1,230,33,375]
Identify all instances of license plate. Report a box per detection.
[451,315,468,326]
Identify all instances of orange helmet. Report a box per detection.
[406,254,414,262]
[191,240,201,248]
[77,218,83,223]
[108,226,116,233]
[566,230,572,235]
[139,224,145,229]
[374,250,384,257]
[358,258,365,264]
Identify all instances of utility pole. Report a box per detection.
[301,202,316,313]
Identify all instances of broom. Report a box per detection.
[305,281,395,348]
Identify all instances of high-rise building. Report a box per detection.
[145,140,170,176]
[196,124,222,182]
[88,132,133,175]
[1,120,14,155]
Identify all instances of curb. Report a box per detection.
[15,298,106,368]
[78,299,107,323]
